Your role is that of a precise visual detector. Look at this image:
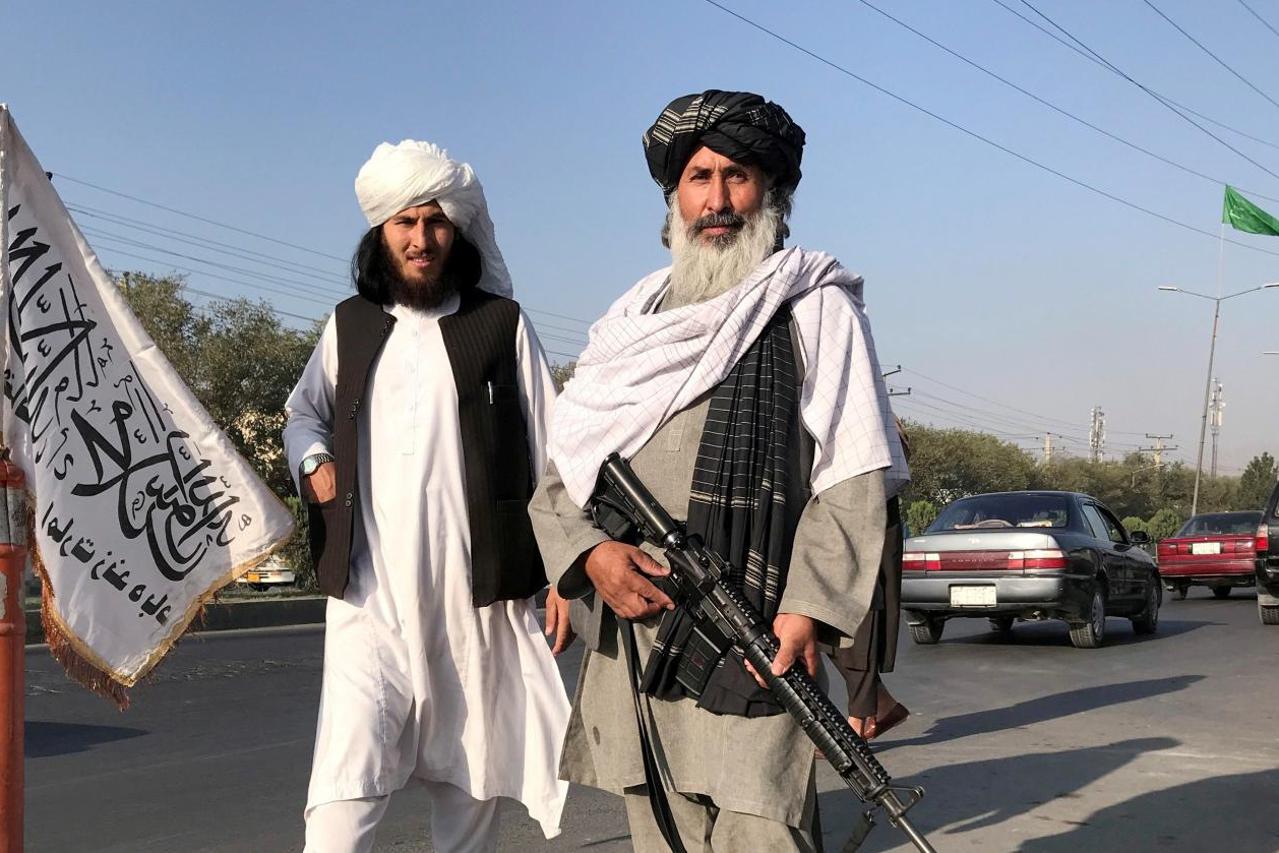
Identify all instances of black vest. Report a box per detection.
[307,290,547,606]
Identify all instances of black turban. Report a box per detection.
[642,89,806,196]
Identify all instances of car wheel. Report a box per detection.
[1260,603,1279,626]
[1069,587,1107,649]
[1174,585,1188,601]
[988,616,1015,634]
[909,616,945,645]
[1131,581,1161,635]
[1212,587,1231,600]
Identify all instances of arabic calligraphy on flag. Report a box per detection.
[0,105,294,704]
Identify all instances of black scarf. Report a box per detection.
[639,305,810,717]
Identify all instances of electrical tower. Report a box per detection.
[1042,432,1054,465]
[1209,378,1224,477]
[1140,434,1177,470]
[1088,406,1106,463]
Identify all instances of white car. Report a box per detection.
[237,557,296,591]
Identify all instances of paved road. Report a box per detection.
[24,589,1279,852]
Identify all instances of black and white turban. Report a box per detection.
[642,90,807,196]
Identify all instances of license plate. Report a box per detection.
[243,572,261,583]
[950,585,997,607]
[1191,542,1222,555]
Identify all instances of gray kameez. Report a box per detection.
[529,396,887,829]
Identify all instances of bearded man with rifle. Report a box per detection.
[529,90,920,852]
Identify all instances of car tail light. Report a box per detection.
[1257,524,1269,554]
[1157,541,1176,557]
[1008,549,1068,570]
[903,552,941,570]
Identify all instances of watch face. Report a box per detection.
[302,458,317,475]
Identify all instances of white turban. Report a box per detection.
[354,140,513,298]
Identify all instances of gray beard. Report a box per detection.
[665,197,781,309]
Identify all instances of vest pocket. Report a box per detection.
[489,497,546,599]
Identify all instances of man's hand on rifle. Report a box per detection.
[746,612,819,688]
[583,541,675,620]
[303,462,337,504]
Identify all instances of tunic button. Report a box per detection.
[343,492,353,507]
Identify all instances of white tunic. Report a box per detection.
[282,295,570,838]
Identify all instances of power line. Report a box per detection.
[992,0,1279,152]
[67,202,351,284]
[857,0,1279,203]
[91,242,335,306]
[900,368,1151,447]
[697,0,1279,258]
[1237,0,1279,43]
[79,225,348,299]
[52,172,351,262]
[1014,0,1279,183]
[56,182,602,328]
[910,389,1093,443]
[1140,0,1279,114]
[182,286,321,325]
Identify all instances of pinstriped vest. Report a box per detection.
[308,290,546,605]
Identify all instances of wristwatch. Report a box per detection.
[300,453,335,477]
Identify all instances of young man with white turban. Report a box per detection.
[529,90,909,851]
[284,140,572,853]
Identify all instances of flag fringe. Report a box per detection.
[28,493,293,709]
[29,520,129,709]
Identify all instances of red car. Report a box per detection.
[1157,511,1263,599]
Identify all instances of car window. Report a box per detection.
[1080,504,1110,542]
[1093,505,1127,544]
[1177,512,1264,535]
[929,494,1072,531]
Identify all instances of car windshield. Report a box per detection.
[1175,512,1262,536]
[928,494,1072,531]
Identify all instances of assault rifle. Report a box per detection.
[591,453,935,853]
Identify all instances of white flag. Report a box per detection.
[0,106,295,704]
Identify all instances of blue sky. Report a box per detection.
[6,0,1279,473]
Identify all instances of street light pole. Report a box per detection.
[1191,300,1221,516]
[1159,282,1279,516]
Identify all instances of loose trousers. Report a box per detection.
[623,782,822,853]
[304,780,501,853]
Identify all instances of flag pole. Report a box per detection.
[0,104,26,853]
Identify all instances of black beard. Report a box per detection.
[389,270,456,311]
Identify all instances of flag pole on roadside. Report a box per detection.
[0,101,28,853]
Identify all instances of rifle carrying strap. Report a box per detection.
[621,618,688,853]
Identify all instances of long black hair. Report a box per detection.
[350,225,483,304]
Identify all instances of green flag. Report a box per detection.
[1223,185,1279,236]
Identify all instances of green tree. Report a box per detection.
[901,422,1040,506]
[1121,516,1148,534]
[549,361,576,392]
[904,500,937,537]
[1236,452,1277,511]
[1146,508,1186,543]
[114,272,321,495]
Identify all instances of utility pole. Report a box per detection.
[882,364,910,397]
[1140,434,1177,470]
[1089,406,1106,463]
[1042,432,1054,465]
[1209,379,1224,477]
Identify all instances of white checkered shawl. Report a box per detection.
[548,247,909,507]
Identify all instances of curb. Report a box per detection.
[23,595,328,645]
[24,588,551,645]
